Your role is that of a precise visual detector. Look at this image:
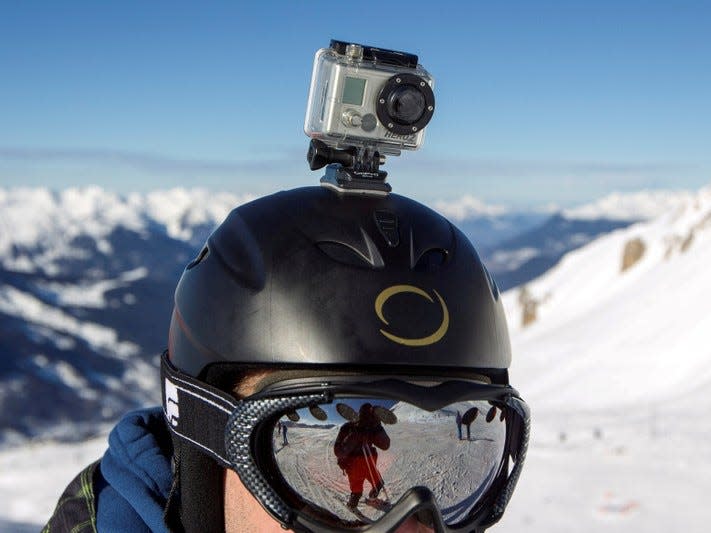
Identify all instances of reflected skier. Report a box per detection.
[334,403,391,510]
[462,407,479,441]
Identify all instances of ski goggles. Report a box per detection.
[161,354,529,533]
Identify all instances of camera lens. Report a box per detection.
[376,73,435,136]
[387,85,426,125]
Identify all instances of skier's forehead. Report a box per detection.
[233,369,273,398]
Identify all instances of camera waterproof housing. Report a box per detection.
[305,40,435,195]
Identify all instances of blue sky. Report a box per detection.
[1,0,710,208]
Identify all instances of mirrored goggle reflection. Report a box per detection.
[271,398,509,527]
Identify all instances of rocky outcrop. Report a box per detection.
[680,231,695,253]
[518,286,539,327]
[621,238,646,272]
[663,210,711,259]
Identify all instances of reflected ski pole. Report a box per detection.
[362,444,390,502]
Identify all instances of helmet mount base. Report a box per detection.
[319,164,392,196]
[308,139,392,196]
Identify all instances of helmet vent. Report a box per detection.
[317,241,385,269]
[186,246,209,270]
[316,227,385,269]
[413,248,448,272]
[317,228,385,269]
[373,210,400,247]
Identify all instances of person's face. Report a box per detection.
[223,371,435,533]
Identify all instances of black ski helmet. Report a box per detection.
[166,186,513,531]
[169,186,510,375]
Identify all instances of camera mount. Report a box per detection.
[307,139,391,195]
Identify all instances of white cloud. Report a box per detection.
[433,195,508,220]
[563,189,697,221]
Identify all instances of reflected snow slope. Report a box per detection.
[273,399,504,526]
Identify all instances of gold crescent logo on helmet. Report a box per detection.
[374,285,449,346]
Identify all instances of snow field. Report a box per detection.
[505,185,711,410]
[0,435,108,530]
[496,184,711,531]
[498,406,711,532]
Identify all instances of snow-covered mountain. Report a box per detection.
[0,187,254,271]
[0,187,254,445]
[503,184,711,410]
[479,214,631,290]
[439,190,695,292]
[434,195,547,250]
[492,185,711,533]
[474,190,695,291]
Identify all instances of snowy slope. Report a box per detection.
[494,184,711,532]
[0,435,108,531]
[503,184,711,410]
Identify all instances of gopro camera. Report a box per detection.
[305,40,435,156]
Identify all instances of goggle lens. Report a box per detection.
[270,398,509,527]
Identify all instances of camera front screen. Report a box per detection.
[342,77,366,106]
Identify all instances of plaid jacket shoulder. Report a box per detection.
[42,460,100,533]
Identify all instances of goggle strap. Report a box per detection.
[489,397,531,521]
[160,353,532,530]
[161,353,238,468]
